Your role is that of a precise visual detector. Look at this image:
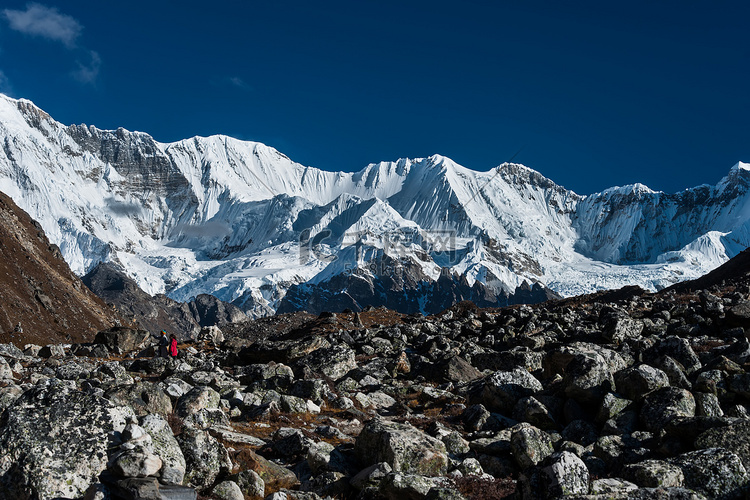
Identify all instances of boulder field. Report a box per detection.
[2,280,750,499]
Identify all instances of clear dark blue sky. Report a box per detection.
[0,1,747,194]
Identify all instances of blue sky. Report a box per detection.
[0,1,747,195]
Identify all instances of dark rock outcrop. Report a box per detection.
[83,262,246,337]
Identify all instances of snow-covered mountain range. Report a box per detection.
[0,94,748,316]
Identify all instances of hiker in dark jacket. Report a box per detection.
[158,330,169,358]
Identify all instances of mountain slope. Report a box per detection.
[0,94,748,316]
[0,191,119,344]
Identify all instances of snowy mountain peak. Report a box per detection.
[0,92,748,316]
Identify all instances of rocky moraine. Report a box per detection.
[2,250,750,499]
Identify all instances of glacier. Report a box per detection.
[0,93,748,316]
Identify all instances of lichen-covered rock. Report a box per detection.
[176,385,221,419]
[669,448,748,500]
[280,394,309,413]
[621,459,685,488]
[233,448,300,493]
[0,378,135,499]
[422,355,483,384]
[94,326,151,353]
[654,355,692,391]
[541,451,589,497]
[513,396,558,430]
[182,407,230,430]
[695,421,750,469]
[646,336,702,375]
[211,480,244,500]
[105,381,173,417]
[0,356,14,380]
[270,427,315,458]
[198,326,225,346]
[0,383,23,410]
[626,486,707,499]
[563,353,616,404]
[614,364,670,401]
[378,472,437,500]
[230,469,265,499]
[510,423,554,469]
[355,418,448,476]
[544,342,627,377]
[640,387,695,432]
[140,414,186,485]
[177,426,232,491]
[694,392,724,417]
[103,476,198,500]
[298,344,357,380]
[596,392,633,425]
[481,367,543,413]
[603,313,644,344]
[236,362,295,391]
[112,450,163,478]
[589,477,638,495]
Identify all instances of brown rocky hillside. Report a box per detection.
[0,191,119,345]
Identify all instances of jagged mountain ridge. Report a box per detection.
[0,93,748,316]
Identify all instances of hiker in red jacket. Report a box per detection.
[169,333,178,358]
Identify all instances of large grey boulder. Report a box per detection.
[0,383,23,410]
[94,326,151,353]
[176,385,221,419]
[640,387,695,432]
[695,420,750,469]
[669,448,748,500]
[177,426,232,491]
[563,353,617,404]
[421,355,483,384]
[378,472,438,500]
[141,414,186,485]
[297,344,357,380]
[481,367,543,414]
[111,422,163,479]
[621,459,685,488]
[211,480,244,500]
[0,356,13,380]
[544,342,627,377]
[354,418,448,476]
[106,381,173,417]
[646,336,702,375]
[229,469,265,499]
[0,378,135,499]
[541,451,589,497]
[603,312,644,344]
[614,364,670,401]
[510,423,554,469]
[236,362,295,391]
[102,476,198,500]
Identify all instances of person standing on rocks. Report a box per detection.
[169,333,178,358]
[157,330,169,358]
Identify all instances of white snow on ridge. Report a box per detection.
[0,93,749,316]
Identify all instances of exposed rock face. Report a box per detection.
[278,254,558,316]
[83,262,246,338]
[0,191,118,345]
